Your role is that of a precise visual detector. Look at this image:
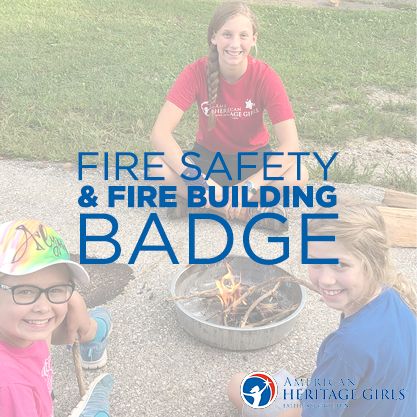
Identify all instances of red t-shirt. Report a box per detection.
[0,341,53,417]
[167,55,294,153]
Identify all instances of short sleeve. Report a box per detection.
[0,385,39,417]
[166,63,199,111]
[261,69,294,124]
[300,350,362,417]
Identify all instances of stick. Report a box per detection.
[240,282,282,328]
[72,341,87,398]
[221,275,315,315]
[269,275,319,294]
[168,288,218,301]
[201,285,256,322]
[222,286,256,314]
[229,275,318,296]
[170,275,318,304]
[245,304,298,328]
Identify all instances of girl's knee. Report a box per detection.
[148,156,165,174]
[286,162,309,187]
[227,372,246,409]
[298,163,309,186]
[148,156,171,180]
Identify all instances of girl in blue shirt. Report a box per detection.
[228,201,417,417]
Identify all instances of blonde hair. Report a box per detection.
[309,201,417,314]
[206,1,258,130]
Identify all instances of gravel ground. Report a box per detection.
[0,158,415,417]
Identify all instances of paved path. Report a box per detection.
[0,159,415,417]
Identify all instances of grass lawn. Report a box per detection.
[0,0,415,189]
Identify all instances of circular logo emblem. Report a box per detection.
[240,372,277,409]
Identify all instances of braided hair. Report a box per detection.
[206,2,258,130]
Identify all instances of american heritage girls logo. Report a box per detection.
[241,372,278,409]
[200,99,260,119]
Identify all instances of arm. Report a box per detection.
[151,100,223,194]
[151,61,200,175]
[242,118,300,191]
[226,118,300,219]
[237,64,302,194]
[51,291,96,345]
[150,100,187,175]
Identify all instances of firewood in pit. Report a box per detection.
[170,273,316,328]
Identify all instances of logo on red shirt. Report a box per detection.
[200,99,259,120]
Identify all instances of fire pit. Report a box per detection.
[171,256,307,351]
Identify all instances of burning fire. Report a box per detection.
[215,264,242,310]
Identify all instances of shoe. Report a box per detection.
[166,196,188,219]
[166,196,209,219]
[80,307,112,370]
[69,373,113,417]
[246,205,289,233]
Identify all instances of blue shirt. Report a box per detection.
[301,288,416,417]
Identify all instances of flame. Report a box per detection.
[215,264,241,310]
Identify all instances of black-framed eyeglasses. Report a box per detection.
[0,282,75,305]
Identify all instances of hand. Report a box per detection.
[203,179,223,211]
[51,291,95,345]
[225,204,247,221]
[223,183,249,220]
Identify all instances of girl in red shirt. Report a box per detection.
[151,1,308,226]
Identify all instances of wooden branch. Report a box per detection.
[168,288,218,301]
[276,275,319,293]
[171,274,319,329]
[170,275,318,303]
[240,282,282,328]
[222,286,256,314]
[72,341,87,398]
[245,304,298,328]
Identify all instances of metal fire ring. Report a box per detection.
[171,256,307,351]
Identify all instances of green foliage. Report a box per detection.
[308,159,378,185]
[378,166,417,194]
[308,159,417,194]
[0,0,415,193]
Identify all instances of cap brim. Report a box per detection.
[0,259,90,287]
[27,259,90,287]
[62,261,90,287]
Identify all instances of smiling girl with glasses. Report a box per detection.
[0,220,113,417]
